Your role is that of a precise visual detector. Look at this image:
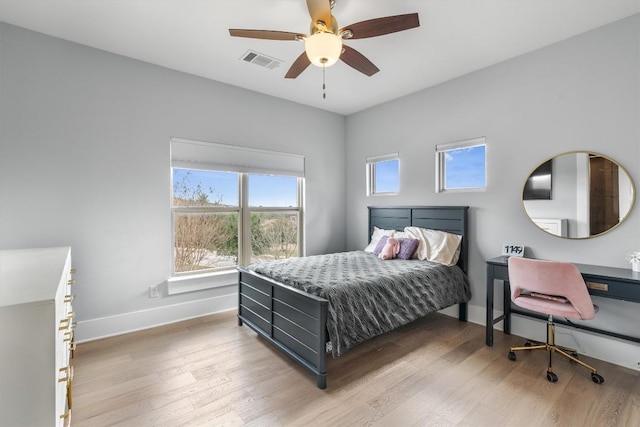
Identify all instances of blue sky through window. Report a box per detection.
[248,174,297,207]
[444,145,486,189]
[173,168,297,207]
[173,169,238,206]
[375,159,399,193]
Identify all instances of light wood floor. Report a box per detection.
[72,311,639,426]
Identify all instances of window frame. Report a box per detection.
[435,137,487,193]
[170,169,303,277]
[366,152,400,196]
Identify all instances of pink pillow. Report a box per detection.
[396,238,420,260]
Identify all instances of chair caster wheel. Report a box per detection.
[591,373,604,384]
[546,372,558,383]
[508,351,516,361]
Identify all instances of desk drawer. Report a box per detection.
[584,276,640,303]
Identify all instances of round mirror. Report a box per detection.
[522,151,635,238]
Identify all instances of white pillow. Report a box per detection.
[404,226,462,266]
[392,231,411,239]
[364,227,395,252]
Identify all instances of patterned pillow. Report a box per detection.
[374,236,419,259]
[396,238,420,260]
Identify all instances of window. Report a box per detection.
[172,169,240,274]
[367,152,399,195]
[246,173,302,264]
[170,139,304,276]
[436,137,486,192]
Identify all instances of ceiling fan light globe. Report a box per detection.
[304,32,342,67]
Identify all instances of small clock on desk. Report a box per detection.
[502,244,525,257]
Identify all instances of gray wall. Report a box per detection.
[0,23,346,329]
[1,15,638,368]
[346,15,639,365]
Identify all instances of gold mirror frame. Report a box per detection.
[522,151,636,239]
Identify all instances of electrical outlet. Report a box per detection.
[149,285,159,298]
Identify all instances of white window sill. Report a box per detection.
[167,269,238,295]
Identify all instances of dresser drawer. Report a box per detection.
[0,247,74,426]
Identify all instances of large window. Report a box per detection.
[436,137,486,192]
[170,139,304,276]
[172,169,302,274]
[367,152,400,195]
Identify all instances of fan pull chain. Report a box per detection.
[322,63,326,99]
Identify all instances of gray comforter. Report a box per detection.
[247,251,472,356]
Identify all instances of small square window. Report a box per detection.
[366,153,399,195]
[436,138,486,192]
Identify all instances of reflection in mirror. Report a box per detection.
[523,152,635,238]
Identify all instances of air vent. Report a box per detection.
[240,50,283,70]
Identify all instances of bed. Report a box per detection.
[237,206,471,389]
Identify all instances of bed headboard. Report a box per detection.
[368,206,470,273]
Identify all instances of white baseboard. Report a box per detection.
[75,293,237,343]
[441,304,639,372]
[77,295,639,372]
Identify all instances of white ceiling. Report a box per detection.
[1,1,638,115]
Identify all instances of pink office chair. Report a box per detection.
[507,257,604,384]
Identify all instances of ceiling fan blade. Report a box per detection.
[229,29,302,41]
[340,45,379,76]
[306,0,332,27]
[341,13,420,39]
[285,52,311,79]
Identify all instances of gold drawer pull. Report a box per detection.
[59,318,71,331]
[60,411,70,420]
[58,366,73,383]
[67,311,75,318]
[64,295,75,303]
[67,370,74,409]
[70,268,76,274]
[64,331,73,342]
[68,279,76,286]
[586,282,608,292]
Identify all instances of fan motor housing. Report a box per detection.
[310,15,339,35]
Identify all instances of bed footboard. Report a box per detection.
[237,267,329,389]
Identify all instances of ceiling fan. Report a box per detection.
[229,0,420,79]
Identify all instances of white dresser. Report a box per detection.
[0,247,75,426]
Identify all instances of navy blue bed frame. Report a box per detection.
[237,206,469,389]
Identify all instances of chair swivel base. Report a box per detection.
[508,344,604,384]
[508,323,604,384]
